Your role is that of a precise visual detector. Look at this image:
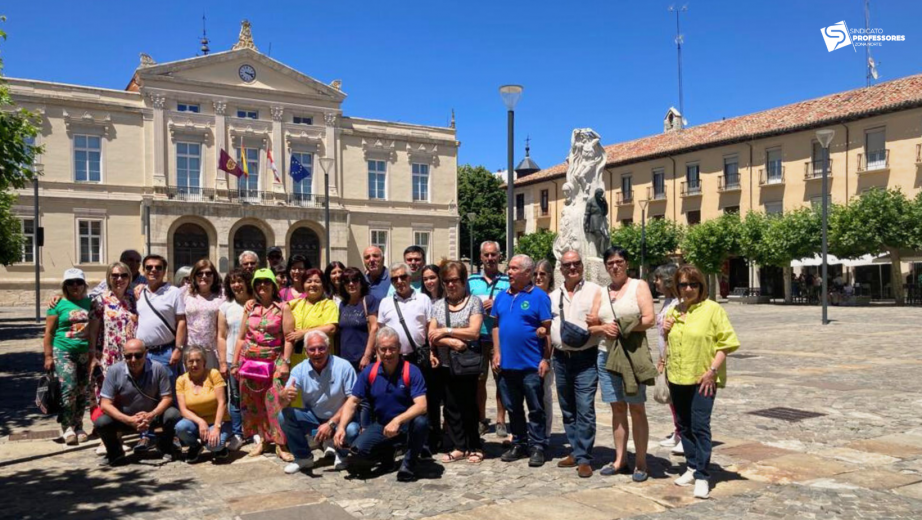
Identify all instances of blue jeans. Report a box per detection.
[553,347,599,464]
[175,418,232,451]
[278,408,360,460]
[669,383,716,480]
[351,415,428,467]
[498,369,547,450]
[226,372,244,438]
[146,345,180,392]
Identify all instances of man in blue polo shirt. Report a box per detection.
[364,246,391,301]
[278,331,360,474]
[491,254,552,467]
[335,326,428,482]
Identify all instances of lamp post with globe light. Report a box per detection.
[816,129,835,325]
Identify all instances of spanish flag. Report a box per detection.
[240,136,250,178]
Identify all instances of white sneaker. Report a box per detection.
[659,432,679,447]
[674,469,695,487]
[284,458,314,474]
[333,451,347,471]
[671,442,685,455]
[253,434,261,445]
[694,479,710,499]
[63,427,78,446]
[95,444,107,456]
[227,435,245,451]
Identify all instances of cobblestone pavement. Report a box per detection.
[3,303,922,519]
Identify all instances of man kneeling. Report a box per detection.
[278,331,360,474]
[335,326,428,482]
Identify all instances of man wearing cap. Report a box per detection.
[268,247,285,270]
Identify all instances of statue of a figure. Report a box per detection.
[583,188,610,258]
[566,129,606,203]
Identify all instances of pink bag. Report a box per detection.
[239,359,274,382]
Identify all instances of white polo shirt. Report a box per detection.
[377,290,432,355]
[549,280,603,351]
[136,283,185,347]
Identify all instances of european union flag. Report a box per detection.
[290,155,311,183]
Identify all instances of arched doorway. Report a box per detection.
[173,223,209,270]
[233,225,267,267]
[290,227,321,269]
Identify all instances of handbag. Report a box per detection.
[35,369,61,415]
[393,295,430,368]
[558,289,591,348]
[653,370,671,404]
[239,358,274,382]
[445,298,483,377]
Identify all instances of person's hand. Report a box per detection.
[601,322,620,340]
[131,412,149,432]
[585,313,600,327]
[663,316,675,334]
[315,422,334,443]
[198,421,210,442]
[429,353,440,369]
[697,370,717,397]
[657,357,666,374]
[230,365,240,378]
[219,361,228,379]
[283,384,299,403]
[285,329,306,343]
[359,354,372,370]
[538,359,549,378]
[536,327,548,339]
[428,327,448,345]
[206,425,222,448]
[43,354,54,372]
[492,351,501,373]
[88,356,98,375]
[47,295,62,310]
[481,298,493,312]
[133,285,145,300]
[243,299,255,314]
[383,419,400,438]
[334,426,346,449]
[169,348,182,367]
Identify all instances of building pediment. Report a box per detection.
[135,49,346,103]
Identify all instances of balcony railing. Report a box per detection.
[287,192,327,208]
[680,180,702,197]
[616,190,634,205]
[155,186,327,208]
[717,174,741,192]
[759,166,785,185]
[647,186,667,201]
[858,149,890,172]
[804,159,833,180]
[515,208,526,221]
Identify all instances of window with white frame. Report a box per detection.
[237,109,258,119]
[686,163,700,191]
[20,218,35,263]
[177,103,200,113]
[371,230,388,260]
[412,163,429,202]
[292,115,313,125]
[368,160,387,200]
[74,134,101,182]
[414,231,431,256]
[78,219,102,264]
[291,152,313,200]
[176,142,202,195]
[865,128,886,170]
[236,147,260,195]
[766,148,783,182]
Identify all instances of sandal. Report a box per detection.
[441,450,466,463]
[248,441,266,457]
[276,444,295,462]
[467,451,484,464]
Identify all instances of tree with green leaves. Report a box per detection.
[515,229,557,266]
[680,213,741,275]
[0,18,43,266]
[609,218,684,270]
[829,188,920,305]
[457,164,506,265]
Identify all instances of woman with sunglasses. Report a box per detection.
[43,268,98,445]
[592,246,655,482]
[662,265,740,499]
[421,264,443,301]
[324,261,346,304]
[532,259,556,438]
[287,268,339,407]
[184,259,225,372]
[337,267,379,372]
[231,269,295,460]
[279,255,309,302]
[653,264,683,454]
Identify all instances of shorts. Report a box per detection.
[597,348,646,404]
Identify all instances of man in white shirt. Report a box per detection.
[135,254,187,390]
[376,263,431,363]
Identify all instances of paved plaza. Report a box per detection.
[2,303,922,519]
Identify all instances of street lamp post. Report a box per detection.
[467,212,477,273]
[816,129,835,325]
[639,198,649,279]
[318,157,335,265]
[499,85,523,258]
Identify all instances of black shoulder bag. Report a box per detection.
[393,295,430,368]
[559,287,591,348]
[446,298,483,377]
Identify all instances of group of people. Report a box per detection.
[42,239,739,496]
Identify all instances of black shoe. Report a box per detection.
[528,448,546,467]
[214,448,229,460]
[420,448,434,461]
[501,445,529,462]
[159,447,177,463]
[396,463,417,482]
[99,455,129,468]
[133,437,152,453]
[185,445,202,464]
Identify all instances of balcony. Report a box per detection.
[759,166,785,186]
[155,186,327,208]
[158,186,216,202]
[680,180,702,197]
[804,159,833,180]
[858,149,889,173]
[616,190,634,205]
[646,186,667,201]
[717,174,741,192]
[286,192,327,208]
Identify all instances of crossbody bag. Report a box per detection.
[393,295,430,368]
[445,298,483,377]
[558,285,591,348]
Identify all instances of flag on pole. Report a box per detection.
[267,149,281,183]
[290,154,310,183]
[239,136,250,178]
[218,149,245,178]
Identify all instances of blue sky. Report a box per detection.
[2,1,920,173]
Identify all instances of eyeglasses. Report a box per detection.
[64,280,85,287]
[605,260,626,267]
[254,280,273,286]
[144,265,164,272]
[196,271,214,278]
[561,261,582,269]
[124,353,145,360]
[392,274,409,282]
[678,282,701,289]
[111,273,130,280]
[443,277,462,285]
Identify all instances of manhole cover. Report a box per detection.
[730,354,760,359]
[9,429,60,441]
[748,407,825,422]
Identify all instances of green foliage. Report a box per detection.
[515,229,557,266]
[457,164,506,262]
[829,187,916,258]
[0,192,26,265]
[680,213,741,274]
[762,207,821,267]
[737,211,771,266]
[610,218,684,268]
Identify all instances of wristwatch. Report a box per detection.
[447,327,454,337]
[328,421,338,431]
[280,358,292,366]
[708,366,718,375]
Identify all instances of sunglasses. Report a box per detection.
[561,261,582,269]
[443,277,462,285]
[345,278,362,285]
[64,280,86,287]
[255,280,274,286]
[678,282,702,289]
[392,274,410,282]
[196,271,214,278]
[111,273,130,280]
[124,353,145,360]
[144,265,164,272]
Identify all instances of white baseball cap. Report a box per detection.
[63,268,86,282]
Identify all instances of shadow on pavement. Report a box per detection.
[0,350,46,437]
[0,320,44,342]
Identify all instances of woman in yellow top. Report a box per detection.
[175,345,232,463]
[287,268,339,408]
[663,264,740,500]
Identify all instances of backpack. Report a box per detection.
[368,360,411,387]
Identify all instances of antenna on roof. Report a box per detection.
[200,12,210,56]
[668,4,688,127]
[865,0,879,86]
[268,42,272,57]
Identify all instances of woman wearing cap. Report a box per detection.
[43,268,99,445]
[230,268,295,459]
[287,268,339,404]
[184,259,225,371]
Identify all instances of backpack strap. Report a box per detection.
[369,360,381,385]
[402,359,411,386]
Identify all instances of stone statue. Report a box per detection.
[554,128,608,261]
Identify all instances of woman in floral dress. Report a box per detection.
[89,262,138,406]
[184,259,225,369]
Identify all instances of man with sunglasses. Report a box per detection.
[377,263,431,366]
[277,331,360,474]
[135,255,186,404]
[94,339,181,466]
[387,246,425,296]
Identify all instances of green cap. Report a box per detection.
[252,268,278,288]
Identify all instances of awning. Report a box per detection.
[841,254,887,267]
[791,254,843,267]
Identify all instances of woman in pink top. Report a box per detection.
[183,259,225,370]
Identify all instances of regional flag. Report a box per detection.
[218,149,245,178]
[290,154,311,183]
[267,149,281,183]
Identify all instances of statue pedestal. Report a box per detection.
[554,257,609,289]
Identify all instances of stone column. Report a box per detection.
[271,106,285,193]
[151,93,167,187]
[324,113,339,198]
[214,101,228,191]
